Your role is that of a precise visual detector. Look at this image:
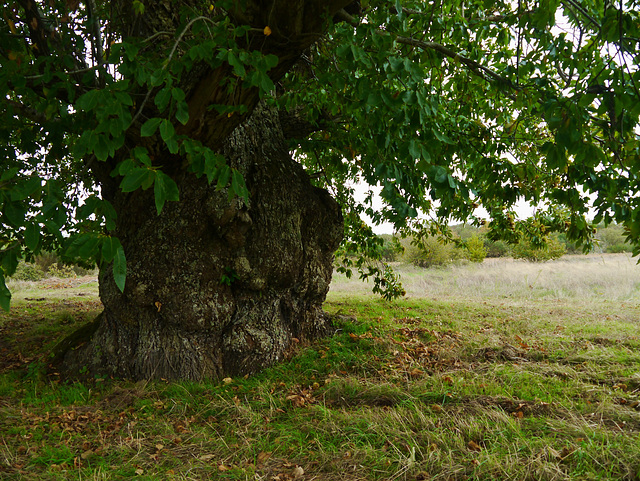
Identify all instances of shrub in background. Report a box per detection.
[404,235,465,268]
[484,238,510,257]
[464,235,487,263]
[511,235,566,262]
[9,262,46,281]
[377,234,402,262]
[34,252,59,273]
[595,224,632,253]
[48,263,78,279]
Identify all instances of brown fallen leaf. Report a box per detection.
[256,451,271,465]
[560,447,575,459]
[468,440,482,452]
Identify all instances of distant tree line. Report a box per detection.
[371,223,633,267]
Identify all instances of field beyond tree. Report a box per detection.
[1,254,639,480]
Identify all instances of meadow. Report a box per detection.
[1,254,639,480]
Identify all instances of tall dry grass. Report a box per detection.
[330,253,640,302]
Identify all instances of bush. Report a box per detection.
[34,252,60,272]
[48,263,78,278]
[596,224,632,253]
[9,262,46,281]
[483,238,510,258]
[511,236,566,262]
[464,235,487,263]
[405,235,464,268]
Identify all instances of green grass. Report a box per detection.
[1,256,640,479]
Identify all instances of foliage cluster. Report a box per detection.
[510,235,567,262]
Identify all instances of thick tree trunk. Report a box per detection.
[61,104,343,380]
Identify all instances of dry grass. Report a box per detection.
[330,253,640,302]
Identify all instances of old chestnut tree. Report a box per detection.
[1,0,639,380]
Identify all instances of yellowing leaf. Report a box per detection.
[264,26,272,36]
[467,440,482,452]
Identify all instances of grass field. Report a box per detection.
[1,254,639,480]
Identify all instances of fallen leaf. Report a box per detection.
[467,440,482,452]
[292,465,304,478]
[560,447,575,459]
[256,451,271,465]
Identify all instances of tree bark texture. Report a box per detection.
[62,104,343,380]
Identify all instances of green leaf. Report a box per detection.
[227,51,246,78]
[141,117,162,137]
[433,129,454,144]
[176,103,189,125]
[78,235,101,259]
[434,166,448,184]
[153,171,180,214]
[24,222,40,252]
[1,167,19,182]
[171,88,186,102]
[113,246,127,292]
[94,134,111,161]
[408,140,421,160]
[121,167,155,192]
[231,170,248,202]
[3,202,26,227]
[155,86,172,111]
[216,165,231,190]
[76,90,100,111]
[1,251,18,277]
[0,271,10,312]
[264,54,279,69]
[101,236,122,263]
[159,119,178,153]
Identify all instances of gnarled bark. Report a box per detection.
[61,104,343,380]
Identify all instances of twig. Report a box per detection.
[129,16,216,129]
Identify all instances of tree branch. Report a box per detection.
[87,0,105,85]
[279,107,340,140]
[16,0,53,56]
[393,34,516,88]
